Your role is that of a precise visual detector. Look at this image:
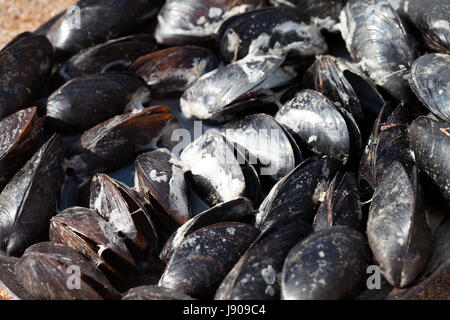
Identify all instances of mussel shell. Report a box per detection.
[219,113,301,183]
[159,222,260,299]
[410,116,450,201]
[409,53,450,122]
[46,0,162,59]
[0,135,64,256]
[275,89,350,163]
[154,0,265,45]
[256,156,340,232]
[269,0,346,23]
[122,285,195,300]
[339,0,416,101]
[179,130,261,207]
[313,171,363,232]
[55,34,158,84]
[90,173,158,257]
[180,54,284,122]
[46,73,152,133]
[281,226,370,300]
[215,216,312,300]
[0,107,44,191]
[367,162,431,288]
[0,35,53,120]
[14,242,120,300]
[160,198,254,264]
[49,207,136,275]
[65,105,177,179]
[129,46,219,98]
[218,7,327,63]
[134,149,191,226]
[404,0,450,53]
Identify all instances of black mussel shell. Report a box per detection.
[90,174,158,257]
[275,89,351,163]
[0,135,64,256]
[409,53,450,122]
[367,162,432,288]
[217,7,327,63]
[45,0,162,59]
[403,0,450,53]
[215,216,312,300]
[159,222,260,299]
[281,226,370,299]
[313,171,363,232]
[65,105,178,179]
[0,35,53,120]
[0,107,44,191]
[15,242,120,300]
[219,113,302,183]
[122,285,195,300]
[180,54,284,123]
[179,130,261,207]
[49,207,136,278]
[339,0,416,101]
[305,55,385,122]
[129,46,219,98]
[154,0,265,46]
[55,34,158,84]
[256,156,340,232]
[135,149,191,227]
[46,73,152,133]
[160,198,254,264]
[410,116,450,201]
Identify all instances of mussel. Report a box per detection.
[0,35,52,120]
[0,135,64,256]
[122,285,195,300]
[367,162,432,288]
[129,46,219,98]
[46,73,152,133]
[0,108,44,191]
[15,242,120,300]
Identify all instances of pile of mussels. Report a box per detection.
[0,0,449,300]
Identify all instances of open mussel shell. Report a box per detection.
[180,54,284,123]
[90,173,158,257]
[219,113,302,184]
[305,55,385,122]
[313,171,363,232]
[14,242,120,300]
[159,222,260,299]
[129,46,219,98]
[0,34,53,120]
[339,0,416,101]
[0,107,44,191]
[0,135,64,256]
[403,0,450,53]
[367,162,432,288]
[122,285,195,300]
[218,7,327,63]
[409,53,450,122]
[160,198,254,264]
[135,149,191,229]
[256,155,340,232]
[154,0,265,46]
[65,105,178,179]
[55,34,158,84]
[46,73,152,133]
[215,216,312,300]
[275,89,351,164]
[179,130,261,208]
[49,207,136,279]
[45,0,162,60]
[281,226,370,300]
[410,116,450,201]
